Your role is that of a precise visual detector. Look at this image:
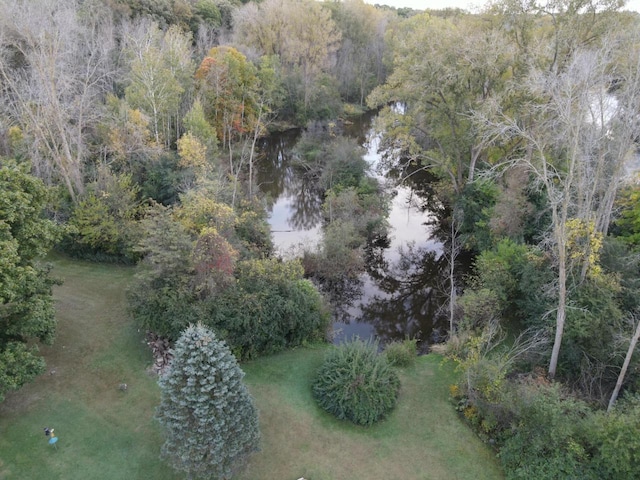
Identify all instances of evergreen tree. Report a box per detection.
[156,323,260,480]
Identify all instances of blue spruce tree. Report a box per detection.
[156,323,260,479]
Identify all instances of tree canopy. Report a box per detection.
[0,161,58,402]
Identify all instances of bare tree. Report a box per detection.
[442,208,465,336]
[0,0,116,203]
[479,31,640,378]
[608,314,640,412]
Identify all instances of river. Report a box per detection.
[256,113,452,351]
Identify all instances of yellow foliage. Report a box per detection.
[463,405,478,420]
[8,125,23,148]
[128,109,149,130]
[177,132,207,169]
[106,106,154,160]
[175,191,236,236]
[449,329,508,403]
[449,384,460,398]
[566,218,603,278]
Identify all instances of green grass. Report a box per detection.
[240,349,504,480]
[0,257,173,480]
[0,257,504,479]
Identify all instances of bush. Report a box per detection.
[496,384,640,479]
[471,239,552,327]
[584,395,640,480]
[312,339,400,426]
[384,338,417,367]
[63,169,144,262]
[127,208,198,338]
[202,258,330,359]
[498,382,596,480]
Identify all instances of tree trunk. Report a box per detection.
[248,104,264,200]
[449,253,456,335]
[548,250,567,379]
[608,318,640,412]
[448,214,460,335]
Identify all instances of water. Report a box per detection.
[256,128,323,254]
[257,114,451,350]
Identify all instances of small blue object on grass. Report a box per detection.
[49,434,59,449]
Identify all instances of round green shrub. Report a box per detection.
[312,339,400,426]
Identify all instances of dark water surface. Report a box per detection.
[257,114,452,350]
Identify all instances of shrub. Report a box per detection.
[498,382,595,480]
[202,258,330,359]
[312,339,400,426]
[127,208,198,338]
[584,395,640,480]
[383,338,418,367]
[63,169,143,262]
[471,239,552,327]
[234,207,274,259]
[497,384,640,479]
[612,182,640,249]
[457,288,501,332]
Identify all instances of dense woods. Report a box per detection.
[3,0,640,477]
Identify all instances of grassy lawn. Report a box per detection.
[0,257,503,479]
[0,257,173,480]
[240,350,503,480]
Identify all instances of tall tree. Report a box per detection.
[0,0,117,203]
[123,20,195,148]
[195,47,284,205]
[368,13,514,194]
[232,0,341,110]
[195,46,260,150]
[182,99,219,165]
[491,0,623,74]
[156,323,260,480]
[101,94,163,174]
[0,161,58,403]
[328,0,389,105]
[195,46,261,206]
[482,31,640,378]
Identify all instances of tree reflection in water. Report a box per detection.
[257,129,324,232]
[258,116,468,350]
[286,175,324,230]
[256,130,297,201]
[361,242,450,349]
